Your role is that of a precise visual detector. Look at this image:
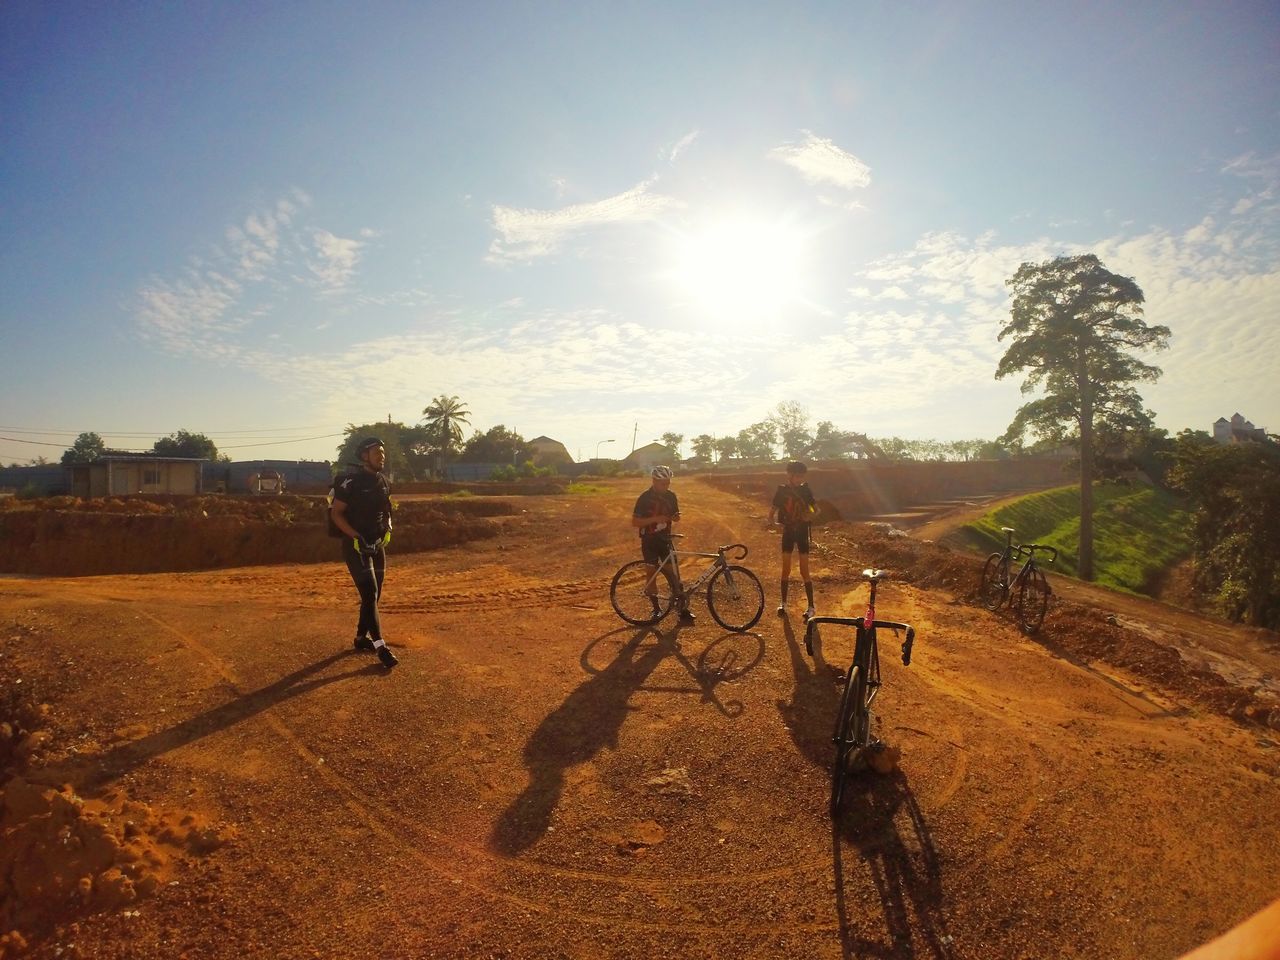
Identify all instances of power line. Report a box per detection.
[0,425,332,436]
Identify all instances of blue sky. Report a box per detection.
[2,1,1278,465]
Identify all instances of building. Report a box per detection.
[621,442,676,475]
[527,436,573,468]
[1213,413,1269,445]
[67,455,205,497]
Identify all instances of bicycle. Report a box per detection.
[609,535,765,632]
[804,569,916,815]
[977,526,1057,635]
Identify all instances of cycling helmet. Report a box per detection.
[356,437,384,456]
[651,465,674,480]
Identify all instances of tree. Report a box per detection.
[736,420,777,461]
[460,425,530,464]
[690,434,717,462]
[421,395,471,479]
[996,253,1170,580]
[1169,432,1280,628]
[766,402,812,459]
[336,423,415,479]
[61,432,106,464]
[154,429,220,461]
[713,436,739,461]
[660,432,684,459]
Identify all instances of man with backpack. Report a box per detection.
[329,437,398,668]
[769,460,818,620]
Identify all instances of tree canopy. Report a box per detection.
[460,425,530,464]
[421,395,471,477]
[153,429,221,461]
[996,253,1170,579]
[60,431,107,464]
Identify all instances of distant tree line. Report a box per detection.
[57,429,227,464]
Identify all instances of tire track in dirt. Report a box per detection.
[128,607,856,936]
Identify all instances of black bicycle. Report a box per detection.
[804,569,916,815]
[609,536,765,632]
[978,526,1057,634]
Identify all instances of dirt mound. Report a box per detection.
[0,681,232,951]
[817,522,1280,732]
[0,495,515,576]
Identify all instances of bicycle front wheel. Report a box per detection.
[1015,566,1050,635]
[831,662,867,815]
[979,553,1008,611]
[706,565,764,632]
[609,561,673,626]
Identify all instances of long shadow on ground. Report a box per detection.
[72,650,380,789]
[781,615,952,959]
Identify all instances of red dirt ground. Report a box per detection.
[1,478,1278,959]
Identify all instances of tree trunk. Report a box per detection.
[1077,355,1095,582]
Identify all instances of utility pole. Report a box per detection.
[631,422,638,454]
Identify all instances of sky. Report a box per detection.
[2,1,1278,466]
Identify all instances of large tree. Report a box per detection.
[61,431,107,464]
[736,420,777,461]
[154,429,220,461]
[460,425,530,464]
[768,402,812,459]
[689,434,717,462]
[660,432,684,459]
[421,395,471,478]
[996,254,1169,580]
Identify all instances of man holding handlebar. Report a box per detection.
[329,437,398,668]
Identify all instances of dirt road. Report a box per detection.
[2,478,1277,959]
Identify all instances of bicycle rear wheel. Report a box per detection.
[609,561,673,626]
[706,565,764,632]
[1015,565,1050,635]
[979,553,1008,610]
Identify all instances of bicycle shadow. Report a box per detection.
[73,650,381,790]
[780,617,952,958]
[831,771,952,959]
[491,624,763,856]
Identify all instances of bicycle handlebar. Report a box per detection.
[803,617,917,666]
[718,542,748,560]
[1016,543,1058,563]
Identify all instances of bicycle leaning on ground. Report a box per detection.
[609,535,766,632]
[804,569,916,814]
[977,526,1057,635]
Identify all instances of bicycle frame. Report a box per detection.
[644,536,749,605]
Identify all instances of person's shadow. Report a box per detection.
[491,621,764,857]
[779,615,952,958]
[74,650,380,790]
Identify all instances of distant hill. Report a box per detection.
[951,482,1194,596]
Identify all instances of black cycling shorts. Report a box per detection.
[640,534,675,566]
[781,524,812,555]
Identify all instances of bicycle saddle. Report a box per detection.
[861,568,886,580]
[1001,526,1015,533]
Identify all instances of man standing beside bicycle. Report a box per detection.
[632,465,695,624]
[769,460,818,620]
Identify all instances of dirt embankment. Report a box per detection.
[703,458,1070,520]
[0,495,515,576]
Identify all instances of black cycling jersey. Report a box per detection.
[331,469,392,542]
[633,488,679,539]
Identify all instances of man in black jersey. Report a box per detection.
[769,461,818,620]
[330,437,398,668]
[631,465,694,624]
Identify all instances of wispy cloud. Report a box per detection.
[487,179,682,263]
[669,130,699,163]
[134,193,373,356]
[770,131,871,191]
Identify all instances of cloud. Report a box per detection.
[487,179,682,263]
[669,130,699,163]
[309,229,364,294]
[770,132,871,191]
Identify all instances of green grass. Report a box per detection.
[566,482,607,495]
[955,482,1193,595]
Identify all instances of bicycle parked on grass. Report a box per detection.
[978,526,1057,635]
[609,535,765,632]
[804,569,916,815]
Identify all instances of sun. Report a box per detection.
[665,214,809,325]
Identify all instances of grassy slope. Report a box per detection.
[953,482,1193,595]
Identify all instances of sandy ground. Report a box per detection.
[2,477,1278,959]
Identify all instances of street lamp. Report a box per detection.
[595,439,616,460]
